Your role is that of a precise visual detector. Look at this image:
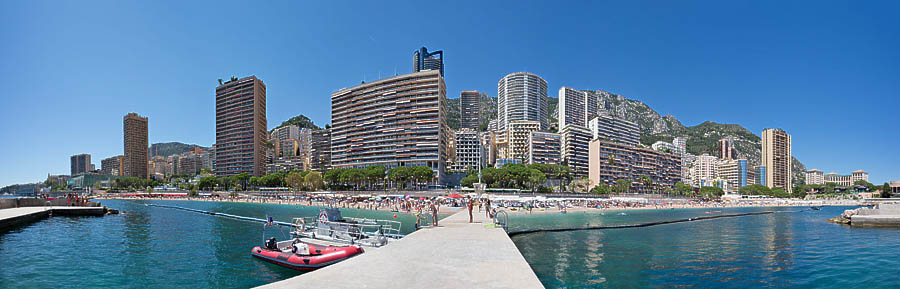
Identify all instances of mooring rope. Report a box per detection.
[144,203,296,227]
[507,210,795,237]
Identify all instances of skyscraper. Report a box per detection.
[459,90,482,130]
[70,154,91,175]
[507,120,541,162]
[718,137,737,160]
[560,125,592,178]
[588,114,640,146]
[310,128,331,173]
[498,72,548,131]
[558,86,600,129]
[215,76,267,177]
[527,131,561,165]
[761,128,792,193]
[413,47,443,76]
[331,70,449,183]
[123,113,149,178]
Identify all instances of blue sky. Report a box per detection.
[1,0,898,186]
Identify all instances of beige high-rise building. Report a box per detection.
[507,120,541,162]
[215,76,267,177]
[330,70,449,183]
[761,128,792,193]
[124,113,149,179]
[806,169,825,185]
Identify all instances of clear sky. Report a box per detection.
[1,0,898,186]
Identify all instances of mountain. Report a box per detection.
[274,114,323,131]
[149,142,209,157]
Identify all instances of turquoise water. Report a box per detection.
[510,206,900,288]
[0,199,438,288]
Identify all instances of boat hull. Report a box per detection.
[251,243,363,272]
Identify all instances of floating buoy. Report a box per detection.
[393,214,397,218]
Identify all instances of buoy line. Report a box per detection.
[507,210,796,237]
[145,203,296,227]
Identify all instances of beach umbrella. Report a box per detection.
[447,194,464,198]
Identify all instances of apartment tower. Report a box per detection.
[70,154,91,175]
[761,128,792,193]
[215,76,267,177]
[558,87,601,129]
[123,113,149,178]
[498,72,548,131]
[331,70,449,183]
[460,90,482,130]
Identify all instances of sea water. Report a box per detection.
[510,206,900,288]
[0,199,435,288]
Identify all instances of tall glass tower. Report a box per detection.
[413,47,443,76]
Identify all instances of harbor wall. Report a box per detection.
[0,198,99,209]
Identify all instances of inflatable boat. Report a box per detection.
[251,239,364,271]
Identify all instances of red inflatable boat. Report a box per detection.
[251,240,364,272]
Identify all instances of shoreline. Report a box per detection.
[93,196,859,216]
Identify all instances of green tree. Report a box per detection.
[639,176,652,194]
[304,171,324,191]
[525,168,547,194]
[591,184,612,195]
[197,176,218,191]
[739,184,770,196]
[698,186,724,198]
[675,182,693,196]
[882,182,892,198]
[285,171,304,191]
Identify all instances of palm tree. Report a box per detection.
[640,176,652,194]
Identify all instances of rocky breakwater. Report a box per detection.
[828,203,900,226]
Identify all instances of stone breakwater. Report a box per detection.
[828,203,900,226]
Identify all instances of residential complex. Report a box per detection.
[450,129,484,172]
[560,125,592,178]
[507,120,541,162]
[588,114,640,146]
[124,113,149,179]
[70,154,91,175]
[558,86,601,129]
[588,139,682,192]
[330,70,449,183]
[718,137,737,160]
[851,170,869,184]
[413,47,443,76]
[309,129,331,173]
[459,90,482,130]
[825,172,852,187]
[718,159,749,192]
[806,169,825,185]
[691,154,721,188]
[215,76,267,177]
[100,155,124,176]
[527,132,560,165]
[761,128,792,193]
[498,72,548,131]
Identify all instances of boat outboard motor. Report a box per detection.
[265,237,278,250]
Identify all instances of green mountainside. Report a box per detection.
[149,142,209,157]
[274,114,323,131]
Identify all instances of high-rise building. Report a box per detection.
[806,169,825,185]
[507,120,541,162]
[558,87,601,129]
[270,125,300,157]
[588,139,682,192]
[718,137,738,160]
[450,129,484,173]
[691,154,721,188]
[331,70,449,183]
[498,72,548,131]
[101,155,124,176]
[588,115,640,146]
[460,90,482,130]
[124,113,149,179]
[215,76,267,177]
[310,128,331,173]
[560,125,592,178]
[527,132,560,165]
[413,47,443,76]
[761,128,792,193]
[718,159,749,192]
[280,139,299,157]
[70,154,91,175]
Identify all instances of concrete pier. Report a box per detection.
[259,208,542,289]
[0,206,107,232]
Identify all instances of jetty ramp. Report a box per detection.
[259,208,542,289]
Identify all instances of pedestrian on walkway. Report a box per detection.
[467,197,474,223]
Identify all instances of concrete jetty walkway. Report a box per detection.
[259,208,542,289]
[0,206,106,231]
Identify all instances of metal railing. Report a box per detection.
[493,210,509,233]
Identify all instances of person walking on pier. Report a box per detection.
[467,197,474,223]
[485,198,491,218]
